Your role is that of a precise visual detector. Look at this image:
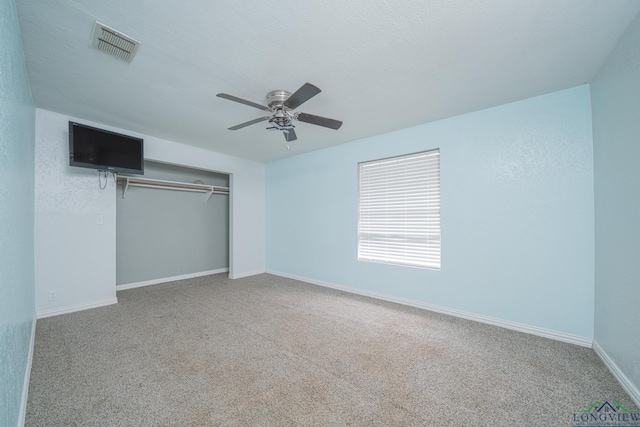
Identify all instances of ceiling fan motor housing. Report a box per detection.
[266,90,292,110]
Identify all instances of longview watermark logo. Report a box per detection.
[572,400,639,426]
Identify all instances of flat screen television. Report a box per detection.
[69,121,144,175]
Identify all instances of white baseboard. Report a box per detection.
[116,268,229,291]
[228,269,265,279]
[593,340,640,408]
[36,297,118,319]
[267,270,593,348]
[17,316,36,427]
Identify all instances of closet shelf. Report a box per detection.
[116,176,229,201]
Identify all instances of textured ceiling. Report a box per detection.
[16,0,640,163]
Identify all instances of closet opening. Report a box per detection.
[116,160,230,289]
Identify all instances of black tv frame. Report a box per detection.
[69,121,144,175]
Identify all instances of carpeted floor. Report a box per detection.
[26,273,637,426]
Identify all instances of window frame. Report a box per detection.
[357,148,441,270]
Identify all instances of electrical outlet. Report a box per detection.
[48,290,57,301]
[96,214,104,225]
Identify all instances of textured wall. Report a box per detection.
[0,0,36,425]
[34,109,118,316]
[35,109,265,316]
[267,86,594,338]
[116,162,229,285]
[591,14,640,398]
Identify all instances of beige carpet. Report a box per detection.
[26,273,637,426]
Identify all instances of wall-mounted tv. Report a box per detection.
[69,121,144,175]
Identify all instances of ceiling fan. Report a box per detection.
[216,83,343,143]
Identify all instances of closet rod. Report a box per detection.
[116,176,229,201]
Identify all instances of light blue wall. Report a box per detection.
[591,15,640,396]
[0,0,36,425]
[267,86,594,338]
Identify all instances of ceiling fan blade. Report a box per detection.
[284,83,321,110]
[228,116,271,130]
[296,112,343,130]
[216,93,269,111]
[284,129,297,142]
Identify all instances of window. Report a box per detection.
[358,149,441,269]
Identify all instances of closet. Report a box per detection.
[116,161,229,287]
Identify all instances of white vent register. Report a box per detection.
[91,22,140,63]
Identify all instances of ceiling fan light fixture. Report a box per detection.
[268,109,293,128]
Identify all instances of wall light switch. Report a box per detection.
[96,214,104,225]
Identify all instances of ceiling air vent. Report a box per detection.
[90,22,140,63]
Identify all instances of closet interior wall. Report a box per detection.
[116,161,229,286]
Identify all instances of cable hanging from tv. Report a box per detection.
[97,169,118,190]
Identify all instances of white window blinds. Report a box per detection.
[358,149,441,269]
